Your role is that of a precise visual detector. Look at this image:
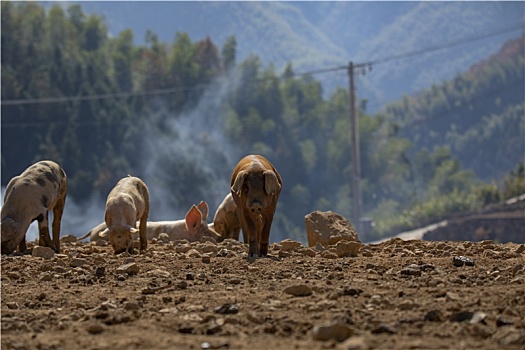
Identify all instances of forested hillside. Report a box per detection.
[2,3,524,242]
[45,1,524,111]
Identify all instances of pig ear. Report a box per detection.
[99,228,110,238]
[197,201,209,220]
[264,170,281,195]
[185,205,202,234]
[231,170,247,196]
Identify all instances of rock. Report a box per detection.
[87,323,105,334]
[312,322,353,341]
[320,251,339,259]
[398,300,419,310]
[214,303,239,315]
[371,324,397,334]
[342,286,362,296]
[116,262,139,276]
[280,239,302,251]
[304,211,360,247]
[124,302,140,311]
[32,246,55,260]
[340,336,366,350]
[157,233,170,243]
[298,247,316,257]
[6,302,19,309]
[69,258,87,268]
[40,273,53,282]
[450,311,486,324]
[424,310,443,322]
[283,284,313,297]
[515,244,525,254]
[201,244,218,255]
[202,255,211,264]
[146,269,171,278]
[453,256,475,267]
[496,317,514,327]
[95,239,108,247]
[186,249,201,258]
[247,312,265,324]
[7,272,21,280]
[335,240,362,257]
[95,266,106,277]
[60,234,77,243]
[175,243,192,253]
[400,264,421,276]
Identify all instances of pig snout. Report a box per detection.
[249,200,264,214]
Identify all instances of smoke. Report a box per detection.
[140,74,243,221]
[1,73,243,242]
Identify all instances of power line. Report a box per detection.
[1,23,523,107]
[361,23,524,68]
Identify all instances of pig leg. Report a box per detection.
[241,214,259,257]
[51,196,66,254]
[18,236,27,253]
[259,214,274,257]
[38,212,57,252]
[138,216,148,253]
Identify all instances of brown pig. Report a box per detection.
[230,155,282,257]
[1,160,67,254]
[99,176,149,254]
[212,193,242,242]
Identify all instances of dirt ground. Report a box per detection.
[1,237,524,350]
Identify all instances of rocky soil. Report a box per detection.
[1,237,525,350]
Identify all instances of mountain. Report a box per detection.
[40,1,524,111]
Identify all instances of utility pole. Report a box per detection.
[347,61,362,234]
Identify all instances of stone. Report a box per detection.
[312,322,353,342]
[95,239,108,247]
[371,324,397,334]
[69,258,87,268]
[515,244,525,254]
[116,262,139,276]
[158,233,170,243]
[450,311,486,324]
[186,249,201,258]
[32,246,55,260]
[283,284,313,297]
[87,323,105,334]
[453,256,475,267]
[40,273,53,282]
[214,303,239,315]
[146,269,171,278]
[124,302,140,311]
[335,240,362,257]
[305,211,360,247]
[280,239,302,251]
[60,234,77,243]
[424,310,443,322]
[201,244,218,255]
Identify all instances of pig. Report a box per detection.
[230,155,282,257]
[1,160,67,255]
[146,201,221,242]
[80,201,219,242]
[212,193,242,242]
[99,176,149,254]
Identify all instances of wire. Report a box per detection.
[1,23,523,107]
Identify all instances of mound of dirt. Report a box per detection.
[2,238,524,350]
